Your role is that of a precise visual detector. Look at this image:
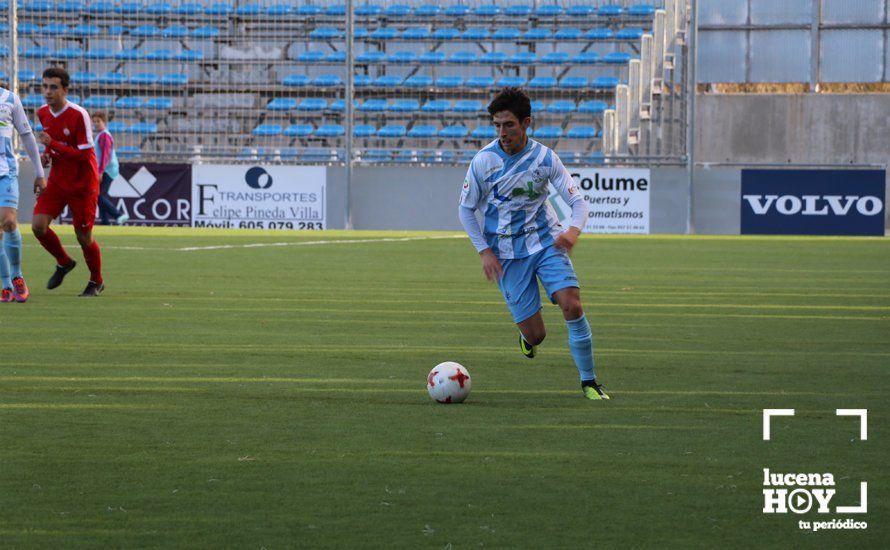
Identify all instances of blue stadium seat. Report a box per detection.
[83,96,113,109]
[356,3,383,16]
[475,5,500,17]
[354,125,377,137]
[116,49,144,60]
[388,51,417,64]
[327,52,347,63]
[316,124,345,137]
[547,101,576,114]
[407,125,437,138]
[127,122,158,135]
[298,5,324,15]
[22,0,54,12]
[87,2,114,14]
[523,28,552,40]
[604,52,633,64]
[312,74,343,87]
[116,2,142,15]
[163,25,190,38]
[555,27,583,40]
[536,4,563,17]
[462,28,490,41]
[572,52,600,64]
[56,47,85,59]
[58,1,83,13]
[370,27,399,40]
[591,76,620,89]
[23,47,53,59]
[568,4,594,17]
[285,124,314,137]
[567,127,598,139]
[439,126,468,138]
[266,4,292,16]
[145,98,173,110]
[560,77,588,89]
[176,3,203,15]
[42,24,70,35]
[17,23,41,35]
[466,76,495,89]
[359,99,388,112]
[541,52,569,64]
[433,28,461,40]
[510,52,537,64]
[116,146,142,158]
[115,97,145,109]
[354,74,372,87]
[532,126,562,139]
[268,98,297,111]
[331,98,360,113]
[585,28,613,40]
[481,52,507,65]
[86,48,113,60]
[162,74,189,86]
[22,96,44,108]
[378,125,407,138]
[72,24,100,37]
[107,121,128,134]
[449,52,478,64]
[205,3,234,16]
[384,4,412,17]
[146,49,175,61]
[402,28,431,40]
[505,5,533,17]
[177,51,204,61]
[389,100,420,113]
[310,27,342,39]
[405,75,433,88]
[283,74,310,87]
[585,152,606,165]
[299,51,326,63]
[393,150,417,163]
[471,126,496,139]
[616,28,645,40]
[493,27,521,40]
[497,76,527,87]
[436,76,463,88]
[130,73,159,85]
[100,73,127,85]
[414,5,440,17]
[357,50,385,63]
[192,27,220,38]
[236,4,262,16]
[445,5,471,17]
[298,98,328,112]
[598,5,623,16]
[253,124,283,136]
[579,100,608,114]
[529,76,557,89]
[530,100,545,112]
[422,100,451,113]
[146,3,173,15]
[107,25,130,35]
[373,75,402,87]
[454,100,483,113]
[628,5,656,17]
[131,25,161,37]
[419,51,445,64]
[363,149,392,162]
[325,4,346,16]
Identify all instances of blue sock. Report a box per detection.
[4,228,23,279]
[0,242,10,289]
[566,314,596,382]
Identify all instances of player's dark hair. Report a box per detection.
[92,111,107,123]
[487,87,532,122]
[42,67,70,89]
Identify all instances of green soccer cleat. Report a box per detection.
[581,380,610,400]
[519,333,536,359]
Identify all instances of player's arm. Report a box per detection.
[549,154,588,252]
[458,160,503,281]
[11,95,46,190]
[39,132,94,162]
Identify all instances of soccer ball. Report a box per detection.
[427,362,472,404]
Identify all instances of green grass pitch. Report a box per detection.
[1,227,887,548]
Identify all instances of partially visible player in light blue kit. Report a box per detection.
[458,88,609,400]
[0,87,46,303]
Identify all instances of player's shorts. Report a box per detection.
[0,174,18,209]
[34,182,98,230]
[497,245,580,323]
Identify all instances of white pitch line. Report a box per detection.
[176,234,464,251]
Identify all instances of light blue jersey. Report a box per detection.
[0,88,33,180]
[460,138,582,259]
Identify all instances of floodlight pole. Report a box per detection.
[344,0,355,229]
[685,0,698,235]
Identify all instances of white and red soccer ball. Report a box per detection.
[427,362,472,404]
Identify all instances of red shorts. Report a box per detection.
[34,182,99,230]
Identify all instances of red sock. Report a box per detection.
[36,228,73,266]
[82,240,103,284]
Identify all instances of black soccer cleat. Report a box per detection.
[519,333,536,359]
[581,379,610,400]
[78,281,105,297]
[47,260,77,290]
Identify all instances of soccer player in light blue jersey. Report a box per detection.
[0,87,46,303]
[458,88,609,400]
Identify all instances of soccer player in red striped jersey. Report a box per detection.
[32,67,105,296]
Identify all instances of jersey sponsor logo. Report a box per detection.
[63,128,71,136]
[511,181,542,200]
